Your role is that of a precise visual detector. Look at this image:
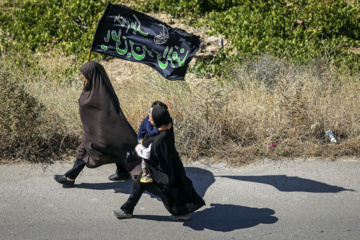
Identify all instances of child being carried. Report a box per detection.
[136,101,172,183]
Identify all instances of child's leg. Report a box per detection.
[141,159,148,174]
[140,159,153,183]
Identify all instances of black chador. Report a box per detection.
[54,61,141,188]
[120,106,205,216]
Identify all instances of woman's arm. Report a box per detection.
[145,120,160,136]
[158,122,172,132]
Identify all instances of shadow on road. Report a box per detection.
[73,169,280,231]
[185,167,215,198]
[76,180,133,194]
[220,175,354,193]
[75,167,215,198]
[134,203,278,232]
[186,203,278,231]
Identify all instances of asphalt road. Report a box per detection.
[0,159,359,240]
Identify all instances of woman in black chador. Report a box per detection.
[113,105,205,221]
[54,61,140,188]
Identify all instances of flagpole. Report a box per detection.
[83,50,92,89]
[87,50,92,62]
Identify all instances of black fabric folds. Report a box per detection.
[77,61,140,170]
[145,105,205,215]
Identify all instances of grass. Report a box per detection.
[0,53,81,162]
[1,53,360,166]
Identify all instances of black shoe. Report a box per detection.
[108,172,130,181]
[54,175,75,188]
[169,213,191,221]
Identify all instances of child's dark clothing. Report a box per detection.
[137,115,159,143]
[137,115,173,183]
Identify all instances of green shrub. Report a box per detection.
[135,0,240,17]
[1,0,360,75]
[135,0,360,74]
[0,0,105,59]
[209,1,360,63]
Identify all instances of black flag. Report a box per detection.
[91,2,201,80]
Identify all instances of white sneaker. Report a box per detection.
[113,209,133,219]
[169,214,191,221]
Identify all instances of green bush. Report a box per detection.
[1,0,360,74]
[136,0,360,73]
[208,1,360,63]
[135,0,240,17]
[0,0,105,59]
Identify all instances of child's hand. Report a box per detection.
[159,122,172,132]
